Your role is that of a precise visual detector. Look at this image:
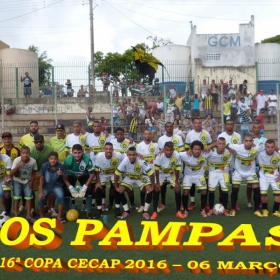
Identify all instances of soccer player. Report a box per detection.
[153,142,182,219]
[185,117,212,210]
[114,147,154,219]
[257,140,280,217]
[206,137,232,216]
[63,144,95,218]
[227,134,263,217]
[9,146,37,222]
[0,132,21,163]
[50,124,67,163]
[93,142,125,219]
[180,141,209,217]
[136,129,159,213]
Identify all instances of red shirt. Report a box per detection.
[256,114,264,129]
[100,121,107,132]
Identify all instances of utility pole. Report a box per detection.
[89,0,98,89]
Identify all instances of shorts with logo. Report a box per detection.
[208,172,230,192]
[268,106,276,116]
[13,180,33,200]
[120,175,150,191]
[157,173,175,187]
[260,179,280,196]
[182,175,207,192]
[232,171,259,185]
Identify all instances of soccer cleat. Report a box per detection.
[93,210,103,219]
[79,184,88,198]
[159,204,165,211]
[107,204,113,211]
[205,203,210,211]
[247,202,253,209]
[142,212,150,220]
[254,210,263,217]
[200,209,207,218]
[120,211,130,220]
[137,206,144,213]
[69,186,79,198]
[81,204,87,212]
[101,204,107,211]
[207,209,214,216]
[236,203,240,210]
[188,203,195,211]
[71,203,76,209]
[176,211,186,219]
[150,212,158,220]
[223,209,230,216]
[115,208,121,218]
[229,210,236,217]
[272,211,280,217]
[130,203,139,210]
[262,209,269,217]
[86,212,92,219]
[48,208,58,217]
[183,210,188,218]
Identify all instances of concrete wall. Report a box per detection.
[190,16,255,67]
[0,48,39,96]
[0,40,10,50]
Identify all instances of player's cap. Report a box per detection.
[34,134,44,142]
[260,89,264,92]
[2,132,12,138]
[56,124,65,130]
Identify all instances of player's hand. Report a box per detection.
[28,181,33,188]
[38,192,45,201]
[18,160,25,167]
[57,168,63,176]
[95,182,102,190]
[155,183,160,192]
[3,178,11,185]
[227,148,236,155]
[187,149,192,156]
[157,150,164,156]
[137,153,144,160]
[128,137,134,144]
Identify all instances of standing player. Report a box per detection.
[185,117,212,210]
[114,147,154,219]
[153,142,182,219]
[227,134,263,217]
[257,140,280,217]
[93,143,125,219]
[19,121,45,147]
[136,129,158,213]
[50,124,67,163]
[63,144,95,218]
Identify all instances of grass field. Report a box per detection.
[0,185,279,280]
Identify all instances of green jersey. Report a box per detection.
[64,153,94,178]
[183,96,191,110]
[49,135,67,163]
[30,144,54,171]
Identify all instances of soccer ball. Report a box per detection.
[213,203,225,216]
[66,209,79,222]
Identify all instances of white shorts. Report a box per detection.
[182,175,207,192]
[157,173,175,187]
[100,174,114,185]
[232,171,259,185]
[208,172,230,192]
[120,175,150,191]
[268,106,276,116]
[260,178,280,195]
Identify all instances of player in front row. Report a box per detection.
[114,147,154,220]
[257,140,280,217]
[93,142,125,219]
[154,142,182,219]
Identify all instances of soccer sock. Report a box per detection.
[190,184,195,203]
[175,192,181,212]
[262,202,268,210]
[82,197,86,205]
[102,198,105,205]
[145,192,152,204]
[86,197,92,213]
[128,191,135,205]
[273,202,280,213]
[109,183,115,205]
[161,184,166,205]
[201,194,207,210]
[115,191,120,208]
[231,187,239,210]
[96,188,102,207]
[182,195,188,210]
[253,188,261,211]
[209,192,215,209]
[153,191,160,212]
[5,197,12,216]
[64,197,70,212]
[140,191,145,207]
[222,192,228,209]
[120,193,128,206]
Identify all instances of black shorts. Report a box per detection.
[211,93,219,104]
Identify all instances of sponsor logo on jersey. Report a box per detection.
[248,149,258,158]
[270,154,280,166]
[148,144,155,154]
[200,131,208,143]
[231,134,239,144]
[221,152,231,162]
[169,156,177,168]
[121,141,129,150]
[110,157,119,167]
[134,162,141,173]
[79,135,86,146]
[98,135,106,146]
[197,155,206,166]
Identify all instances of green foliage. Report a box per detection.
[261,35,280,44]
[28,45,53,87]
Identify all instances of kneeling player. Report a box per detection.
[114,147,154,219]
[154,142,182,219]
[257,140,280,217]
[93,143,125,219]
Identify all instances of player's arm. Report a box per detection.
[85,170,95,187]
[29,169,36,188]
[38,175,45,201]
[9,160,25,176]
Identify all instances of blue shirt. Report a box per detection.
[192,97,200,110]
[40,162,66,188]
[44,89,52,96]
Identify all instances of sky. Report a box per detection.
[0,0,280,63]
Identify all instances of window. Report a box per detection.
[207,54,220,60]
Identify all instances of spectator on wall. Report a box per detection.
[239,79,248,95]
[191,93,201,117]
[210,79,219,111]
[77,85,88,97]
[5,100,15,116]
[65,79,72,97]
[20,72,33,98]
[267,89,277,123]
[253,90,267,116]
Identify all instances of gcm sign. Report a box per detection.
[208,36,240,47]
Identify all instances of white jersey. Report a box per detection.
[111,138,136,154]
[112,103,121,115]
[115,157,153,179]
[158,134,184,152]
[253,136,267,147]
[95,151,125,176]
[154,152,181,175]
[180,152,208,177]
[228,144,262,176]
[185,129,212,149]
[257,150,280,183]
[136,141,159,167]
[207,148,232,173]
[85,133,107,165]
[65,132,89,151]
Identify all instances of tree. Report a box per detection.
[261,35,280,44]
[147,36,173,50]
[28,45,53,87]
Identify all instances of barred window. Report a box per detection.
[207,54,220,60]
